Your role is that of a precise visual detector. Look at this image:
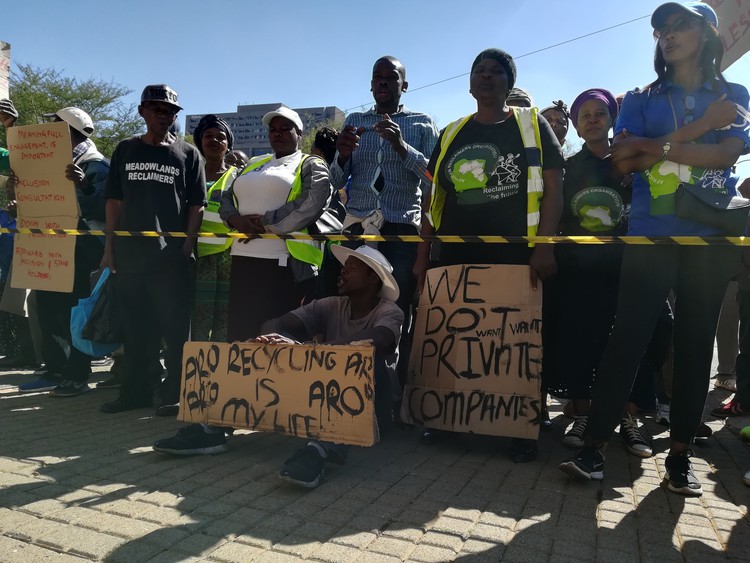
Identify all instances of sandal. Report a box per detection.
[711,400,748,419]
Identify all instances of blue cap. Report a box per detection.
[651,2,719,29]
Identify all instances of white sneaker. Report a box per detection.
[619,414,653,458]
[655,403,671,427]
[562,416,588,448]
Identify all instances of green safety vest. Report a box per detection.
[427,107,544,247]
[233,154,324,268]
[197,166,238,258]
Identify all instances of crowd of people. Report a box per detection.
[0,1,749,495]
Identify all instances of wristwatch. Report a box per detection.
[661,141,671,161]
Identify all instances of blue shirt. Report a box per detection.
[0,210,14,281]
[329,106,438,227]
[615,80,750,236]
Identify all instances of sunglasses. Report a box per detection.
[653,16,702,39]
[144,104,178,117]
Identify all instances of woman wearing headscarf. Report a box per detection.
[560,2,749,496]
[191,115,239,342]
[414,48,564,461]
[219,107,333,341]
[541,89,639,449]
[540,100,570,147]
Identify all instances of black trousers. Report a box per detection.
[36,236,103,382]
[114,262,191,405]
[586,245,739,445]
[734,283,750,405]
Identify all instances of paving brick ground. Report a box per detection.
[0,358,749,562]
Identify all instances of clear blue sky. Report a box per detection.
[4,0,750,174]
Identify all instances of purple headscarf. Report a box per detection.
[570,88,619,125]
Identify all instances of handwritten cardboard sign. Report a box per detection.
[10,216,77,292]
[7,122,77,217]
[402,264,542,440]
[178,341,378,447]
[0,41,9,100]
[8,122,77,292]
[705,0,750,71]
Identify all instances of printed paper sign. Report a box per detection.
[402,264,542,439]
[178,341,378,447]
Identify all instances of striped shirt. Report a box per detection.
[330,106,438,227]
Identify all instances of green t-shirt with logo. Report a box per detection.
[561,144,630,236]
[428,115,564,265]
[0,147,9,175]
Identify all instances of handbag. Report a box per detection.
[309,190,346,235]
[674,183,750,236]
[70,268,122,357]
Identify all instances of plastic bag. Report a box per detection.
[70,268,122,356]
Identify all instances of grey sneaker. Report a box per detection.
[714,377,737,392]
[619,414,652,458]
[655,403,670,427]
[562,416,588,448]
[665,450,702,496]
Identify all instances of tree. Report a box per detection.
[0,63,143,157]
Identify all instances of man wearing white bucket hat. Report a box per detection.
[154,246,403,488]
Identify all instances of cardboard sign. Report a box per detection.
[178,341,378,447]
[8,122,77,292]
[402,265,542,440]
[0,41,9,100]
[7,122,77,217]
[11,215,77,292]
[705,0,750,70]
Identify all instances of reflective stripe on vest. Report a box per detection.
[427,108,544,247]
[234,154,324,268]
[512,107,544,245]
[197,166,237,257]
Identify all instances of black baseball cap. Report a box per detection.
[140,84,182,111]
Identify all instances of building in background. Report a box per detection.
[185,103,344,156]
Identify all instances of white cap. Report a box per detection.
[45,107,94,138]
[331,245,400,302]
[262,106,303,132]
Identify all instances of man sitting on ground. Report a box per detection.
[153,245,404,488]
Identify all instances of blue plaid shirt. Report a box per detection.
[330,106,438,227]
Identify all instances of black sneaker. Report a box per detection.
[49,380,90,397]
[665,450,702,496]
[100,397,152,413]
[510,438,538,463]
[279,445,325,488]
[153,424,228,455]
[96,374,122,389]
[559,446,605,481]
